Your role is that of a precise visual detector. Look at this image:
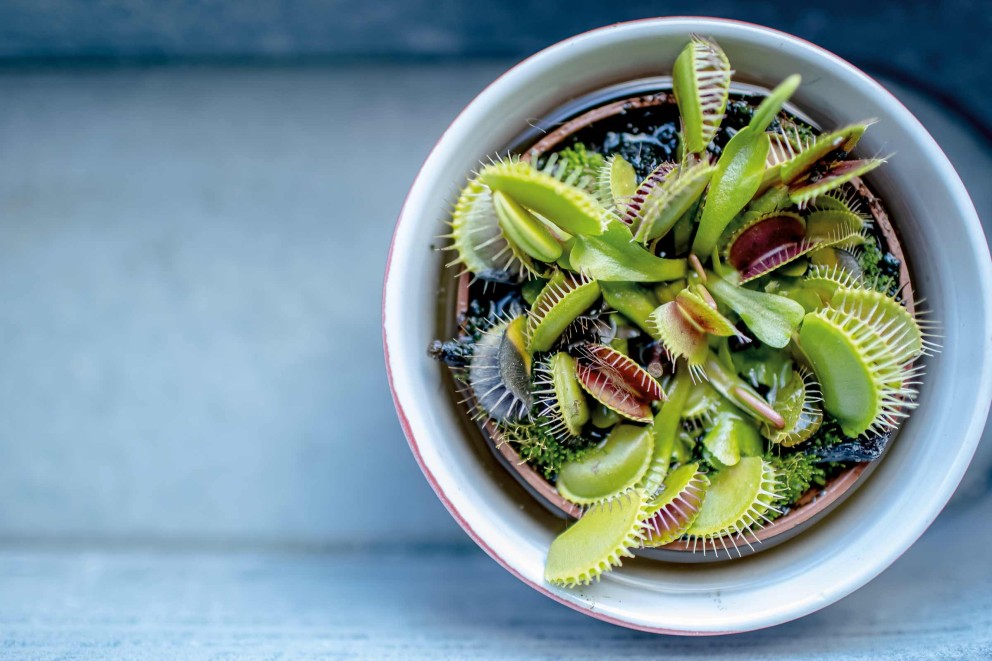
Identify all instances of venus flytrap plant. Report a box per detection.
[799,286,933,436]
[430,35,935,581]
[543,488,653,587]
[762,369,824,446]
[642,463,709,547]
[573,343,666,422]
[526,271,601,353]
[703,351,786,430]
[685,456,782,556]
[533,352,590,440]
[444,178,529,283]
[778,122,871,184]
[466,315,533,423]
[649,286,747,379]
[690,125,770,257]
[492,190,563,263]
[705,272,806,348]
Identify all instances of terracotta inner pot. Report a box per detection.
[452,88,914,560]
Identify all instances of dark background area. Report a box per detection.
[3,1,990,140]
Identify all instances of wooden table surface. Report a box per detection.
[2,494,990,659]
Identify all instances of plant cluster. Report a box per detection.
[430,36,935,586]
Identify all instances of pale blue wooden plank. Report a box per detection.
[0,495,990,659]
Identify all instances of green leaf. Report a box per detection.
[644,363,693,489]
[749,75,801,133]
[691,126,770,257]
[480,160,607,236]
[600,282,661,339]
[702,410,745,468]
[706,273,805,348]
[570,221,686,282]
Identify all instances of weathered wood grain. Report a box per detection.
[0,496,989,659]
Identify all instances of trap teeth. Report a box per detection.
[673,35,732,155]
[595,154,638,215]
[446,178,528,283]
[468,316,533,423]
[685,457,781,557]
[544,488,653,588]
[641,463,709,547]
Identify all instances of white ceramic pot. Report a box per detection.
[383,17,992,634]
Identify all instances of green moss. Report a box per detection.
[503,421,596,480]
[858,236,899,297]
[554,143,606,191]
[767,452,825,506]
[807,415,848,448]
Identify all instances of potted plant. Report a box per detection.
[384,18,992,633]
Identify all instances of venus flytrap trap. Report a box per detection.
[533,352,590,440]
[556,424,654,506]
[597,154,638,214]
[641,463,709,547]
[625,160,715,244]
[685,456,782,557]
[430,35,935,586]
[526,272,600,353]
[573,344,665,423]
[673,35,732,157]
